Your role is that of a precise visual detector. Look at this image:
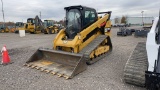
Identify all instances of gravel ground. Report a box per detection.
[0,27,146,90]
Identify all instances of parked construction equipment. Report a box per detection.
[43,20,59,34]
[24,5,112,79]
[14,22,26,33]
[25,15,44,34]
[134,29,149,37]
[124,15,160,89]
[117,27,132,36]
[0,24,9,33]
[117,27,149,37]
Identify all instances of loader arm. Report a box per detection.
[35,15,44,32]
[80,12,111,39]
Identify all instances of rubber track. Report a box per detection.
[80,35,111,64]
[124,42,148,86]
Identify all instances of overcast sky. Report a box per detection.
[0,0,160,22]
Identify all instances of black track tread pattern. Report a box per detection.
[124,42,148,86]
[80,35,112,64]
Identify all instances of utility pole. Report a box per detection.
[141,11,144,26]
[40,11,41,19]
[1,0,5,27]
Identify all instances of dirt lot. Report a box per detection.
[0,27,146,90]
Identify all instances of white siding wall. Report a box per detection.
[112,17,154,25]
[127,17,154,25]
[111,18,121,25]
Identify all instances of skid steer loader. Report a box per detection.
[26,15,44,34]
[24,5,112,79]
[124,14,160,89]
[43,20,59,34]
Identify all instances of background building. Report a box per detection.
[127,17,154,25]
[111,16,154,25]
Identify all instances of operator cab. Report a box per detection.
[27,18,35,24]
[15,22,24,27]
[44,20,54,28]
[0,24,4,30]
[64,5,98,39]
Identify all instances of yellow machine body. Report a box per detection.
[0,25,9,33]
[14,22,29,33]
[25,5,112,79]
[43,20,59,34]
[26,16,44,34]
[54,14,111,53]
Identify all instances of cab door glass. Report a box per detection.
[85,10,96,25]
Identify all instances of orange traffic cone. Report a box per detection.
[1,45,11,65]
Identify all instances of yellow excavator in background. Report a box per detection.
[25,5,112,79]
[26,15,44,34]
[14,22,28,33]
[0,24,9,33]
[43,20,59,34]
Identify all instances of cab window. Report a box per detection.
[84,10,96,25]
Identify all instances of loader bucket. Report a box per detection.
[24,48,87,79]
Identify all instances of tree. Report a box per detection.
[59,20,65,26]
[121,16,127,24]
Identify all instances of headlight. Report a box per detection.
[105,28,110,32]
[105,28,108,32]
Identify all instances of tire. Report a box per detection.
[49,29,54,34]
